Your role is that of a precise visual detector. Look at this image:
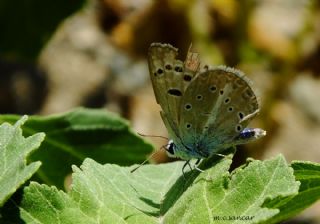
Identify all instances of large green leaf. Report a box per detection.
[0,108,153,189]
[20,155,301,223]
[0,116,44,207]
[262,161,320,224]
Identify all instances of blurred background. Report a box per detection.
[1,0,319,222]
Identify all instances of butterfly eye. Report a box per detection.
[196,95,203,100]
[219,90,224,95]
[184,104,192,111]
[236,124,242,132]
[166,140,175,155]
[224,98,230,104]
[209,85,217,92]
[228,107,233,112]
[165,64,172,70]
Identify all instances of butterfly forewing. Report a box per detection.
[148,44,182,131]
[148,43,200,136]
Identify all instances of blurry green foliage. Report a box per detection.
[0,108,153,189]
[0,0,85,61]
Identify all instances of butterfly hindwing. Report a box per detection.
[178,66,259,154]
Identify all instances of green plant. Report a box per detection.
[0,108,319,223]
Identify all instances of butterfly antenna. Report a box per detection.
[130,144,168,173]
[137,132,169,140]
[130,156,152,173]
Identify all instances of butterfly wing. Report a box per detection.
[178,66,260,156]
[148,43,200,144]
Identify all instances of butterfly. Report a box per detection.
[148,43,266,171]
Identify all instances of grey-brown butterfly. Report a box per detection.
[148,43,266,171]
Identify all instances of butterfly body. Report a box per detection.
[148,43,266,161]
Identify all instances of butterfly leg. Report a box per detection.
[195,158,201,165]
[214,153,227,158]
[182,160,192,179]
[194,159,204,172]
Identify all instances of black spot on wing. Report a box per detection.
[183,75,192,81]
[165,64,172,70]
[224,98,230,104]
[209,85,217,92]
[157,68,163,75]
[184,103,192,110]
[168,89,182,96]
[196,95,203,100]
[238,112,244,119]
[186,123,192,129]
[174,65,183,72]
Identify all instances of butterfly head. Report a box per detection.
[165,139,206,160]
[165,140,176,158]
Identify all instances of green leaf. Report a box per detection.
[0,108,153,189]
[262,161,320,224]
[0,116,44,207]
[20,155,300,223]
[164,155,299,224]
